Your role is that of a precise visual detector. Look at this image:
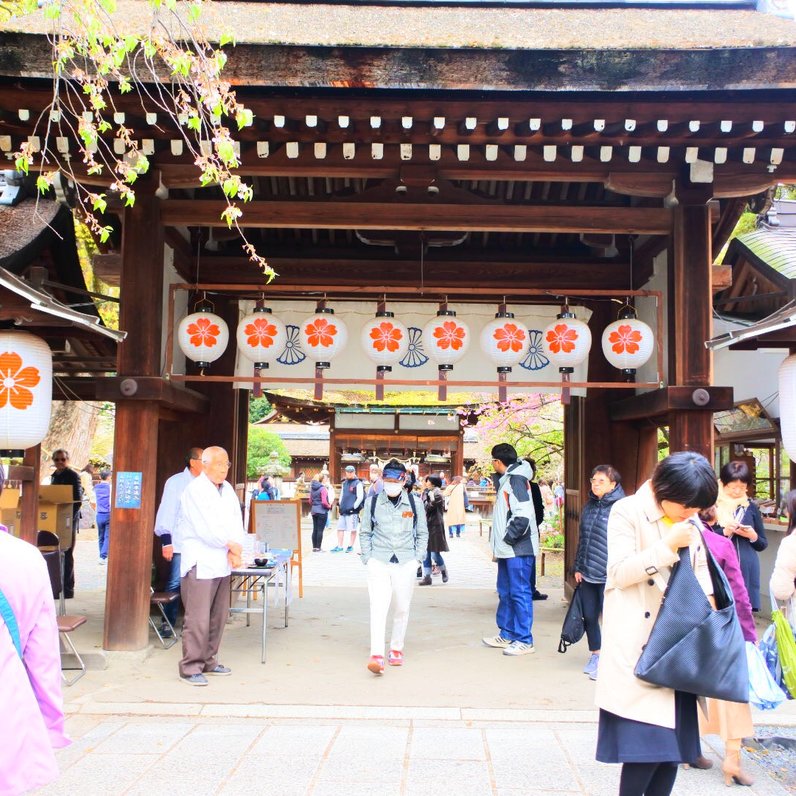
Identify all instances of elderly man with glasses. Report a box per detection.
[177,446,245,686]
[50,449,83,598]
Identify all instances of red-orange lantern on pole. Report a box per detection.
[361,303,409,400]
[542,305,592,404]
[300,303,348,400]
[480,305,529,402]
[422,305,470,401]
[601,306,655,378]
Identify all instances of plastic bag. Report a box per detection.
[760,621,786,695]
[773,609,796,698]
[746,641,787,710]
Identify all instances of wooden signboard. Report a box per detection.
[250,499,303,597]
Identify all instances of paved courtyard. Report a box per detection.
[37,518,796,795]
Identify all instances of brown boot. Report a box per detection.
[722,750,753,787]
[418,575,432,586]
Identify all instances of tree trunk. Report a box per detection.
[40,400,101,481]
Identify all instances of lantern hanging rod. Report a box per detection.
[172,283,658,301]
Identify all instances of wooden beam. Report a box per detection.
[161,200,672,234]
[609,386,734,422]
[94,377,209,414]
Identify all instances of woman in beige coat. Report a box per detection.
[595,452,719,796]
[444,476,467,538]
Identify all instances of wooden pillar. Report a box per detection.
[19,444,40,544]
[669,180,714,458]
[104,187,163,650]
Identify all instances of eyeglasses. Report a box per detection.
[53,457,66,462]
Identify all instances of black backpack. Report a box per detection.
[558,585,586,653]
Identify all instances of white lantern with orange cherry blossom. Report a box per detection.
[480,310,529,402]
[0,331,52,452]
[299,307,348,369]
[177,305,229,370]
[236,307,287,370]
[601,307,655,376]
[779,353,796,462]
[422,308,471,400]
[542,306,592,403]
[361,310,410,400]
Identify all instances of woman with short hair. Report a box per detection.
[573,464,625,680]
[419,475,449,585]
[595,451,719,796]
[713,460,768,611]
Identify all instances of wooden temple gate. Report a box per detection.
[1,3,796,648]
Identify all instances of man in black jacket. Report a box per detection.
[524,459,548,601]
[50,449,83,598]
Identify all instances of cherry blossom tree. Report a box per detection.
[3,0,272,277]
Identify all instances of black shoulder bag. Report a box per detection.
[558,585,586,653]
[634,541,749,703]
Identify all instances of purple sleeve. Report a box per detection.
[703,526,757,642]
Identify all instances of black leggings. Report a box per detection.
[619,762,678,796]
[580,580,605,651]
[311,512,327,549]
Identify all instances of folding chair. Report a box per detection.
[57,615,87,686]
[149,588,180,649]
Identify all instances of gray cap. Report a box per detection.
[344,465,356,472]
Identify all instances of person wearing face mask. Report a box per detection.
[360,459,428,675]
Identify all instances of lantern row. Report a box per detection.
[177,303,655,378]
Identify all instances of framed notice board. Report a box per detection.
[251,499,301,552]
[250,499,303,597]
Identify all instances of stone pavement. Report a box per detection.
[37,518,795,795]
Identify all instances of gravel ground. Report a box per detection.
[746,725,796,793]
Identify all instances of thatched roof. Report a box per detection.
[5,3,796,50]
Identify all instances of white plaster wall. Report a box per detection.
[712,317,785,418]
[635,248,668,390]
[161,245,187,376]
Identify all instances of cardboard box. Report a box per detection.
[37,485,77,546]
[0,488,21,536]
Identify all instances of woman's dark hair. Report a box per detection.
[719,460,752,486]
[591,464,622,485]
[784,489,796,535]
[426,475,442,489]
[651,451,718,509]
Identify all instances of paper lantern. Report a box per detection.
[542,310,592,373]
[422,310,471,369]
[177,310,229,369]
[480,310,529,402]
[779,354,796,462]
[0,332,52,451]
[481,312,529,372]
[236,307,287,369]
[361,312,410,369]
[422,309,470,401]
[361,310,410,400]
[299,307,348,369]
[542,307,591,405]
[602,309,655,375]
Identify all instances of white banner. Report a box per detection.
[221,300,594,398]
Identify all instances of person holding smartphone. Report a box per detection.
[713,460,768,612]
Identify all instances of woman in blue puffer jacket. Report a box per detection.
[573,464,625,680]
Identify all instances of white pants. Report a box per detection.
[366,558,417,657]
